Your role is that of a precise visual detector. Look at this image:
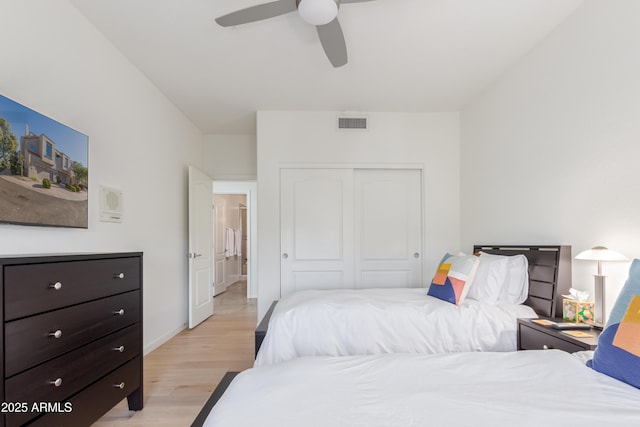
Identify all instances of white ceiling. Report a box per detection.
[69,0,584,135]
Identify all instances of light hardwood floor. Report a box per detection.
[94,280,257,426]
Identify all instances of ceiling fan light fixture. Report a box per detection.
[297,0,339,26]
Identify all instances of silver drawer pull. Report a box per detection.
[51,378,63,387]
[50,281,62,290]
[542,344,550,350]
[113,309,125,316]
[113,382,125,390]
[114,272,125,279]
[49,330,63,339]
[114,345,125,353]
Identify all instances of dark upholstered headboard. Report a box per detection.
[473,245,571,318]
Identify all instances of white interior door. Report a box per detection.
[280,169,354,297]
[354,169,422,288]
[188,166,214,328]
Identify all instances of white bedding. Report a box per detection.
[255,288,537,366]
[204,350,640,427]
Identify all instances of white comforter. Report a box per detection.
[204,350,640,427]
[255,288,536,366]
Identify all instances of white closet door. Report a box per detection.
[354,169,422,288]
[280,169,354,297]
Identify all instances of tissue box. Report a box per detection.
[562,298,595,323]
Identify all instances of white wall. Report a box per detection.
[461,0,640,312]
[203,134,257,180]
[0,0,204,353]
[256,111,460,318]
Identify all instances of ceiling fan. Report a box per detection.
[215,0,375,68]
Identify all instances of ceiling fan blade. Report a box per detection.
[341,0,376,3]
[316,18,348,68]
[215,0,297,27]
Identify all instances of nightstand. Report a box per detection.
[517,318,601,353]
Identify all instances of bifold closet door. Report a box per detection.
[354,169,422,288]
[280,169,354,296]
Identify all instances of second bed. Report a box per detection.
[255,245,571,366]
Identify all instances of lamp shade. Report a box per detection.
[575,246,629,326]
[576,246,629,276]
[575,246,629,262]
[298,0,339,26]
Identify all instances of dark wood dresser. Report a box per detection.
[0,253,143,427]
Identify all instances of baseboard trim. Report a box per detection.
[143,324,187,356]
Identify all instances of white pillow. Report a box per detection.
[504,254,529,304]
[466,252,508,304]
[467,252,529,304]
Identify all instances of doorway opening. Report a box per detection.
[212,181,257,300]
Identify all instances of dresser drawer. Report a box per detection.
[519,324,585,353]
[27,356,142,427]
[5,324,140,427]
[4,256,140,320]
[5,291,140,377]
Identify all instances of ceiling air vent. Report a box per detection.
[337,116,368,131]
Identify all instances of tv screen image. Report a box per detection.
[0,95,88,228]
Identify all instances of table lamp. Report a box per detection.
[575,246,629,327]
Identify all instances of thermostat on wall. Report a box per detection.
[100,185,123,223]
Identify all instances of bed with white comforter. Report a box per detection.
[204,350,640,427]
[255,288,536,366]
[254,248,561,365]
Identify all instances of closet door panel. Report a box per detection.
[292,271,345,291]
[280,169,354,297]
[354,169,422,289]
[293,179,343,260]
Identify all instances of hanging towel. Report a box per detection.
[225,227,235,258]
[235,229,242,258]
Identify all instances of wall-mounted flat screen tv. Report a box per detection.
[0,95,88,228]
